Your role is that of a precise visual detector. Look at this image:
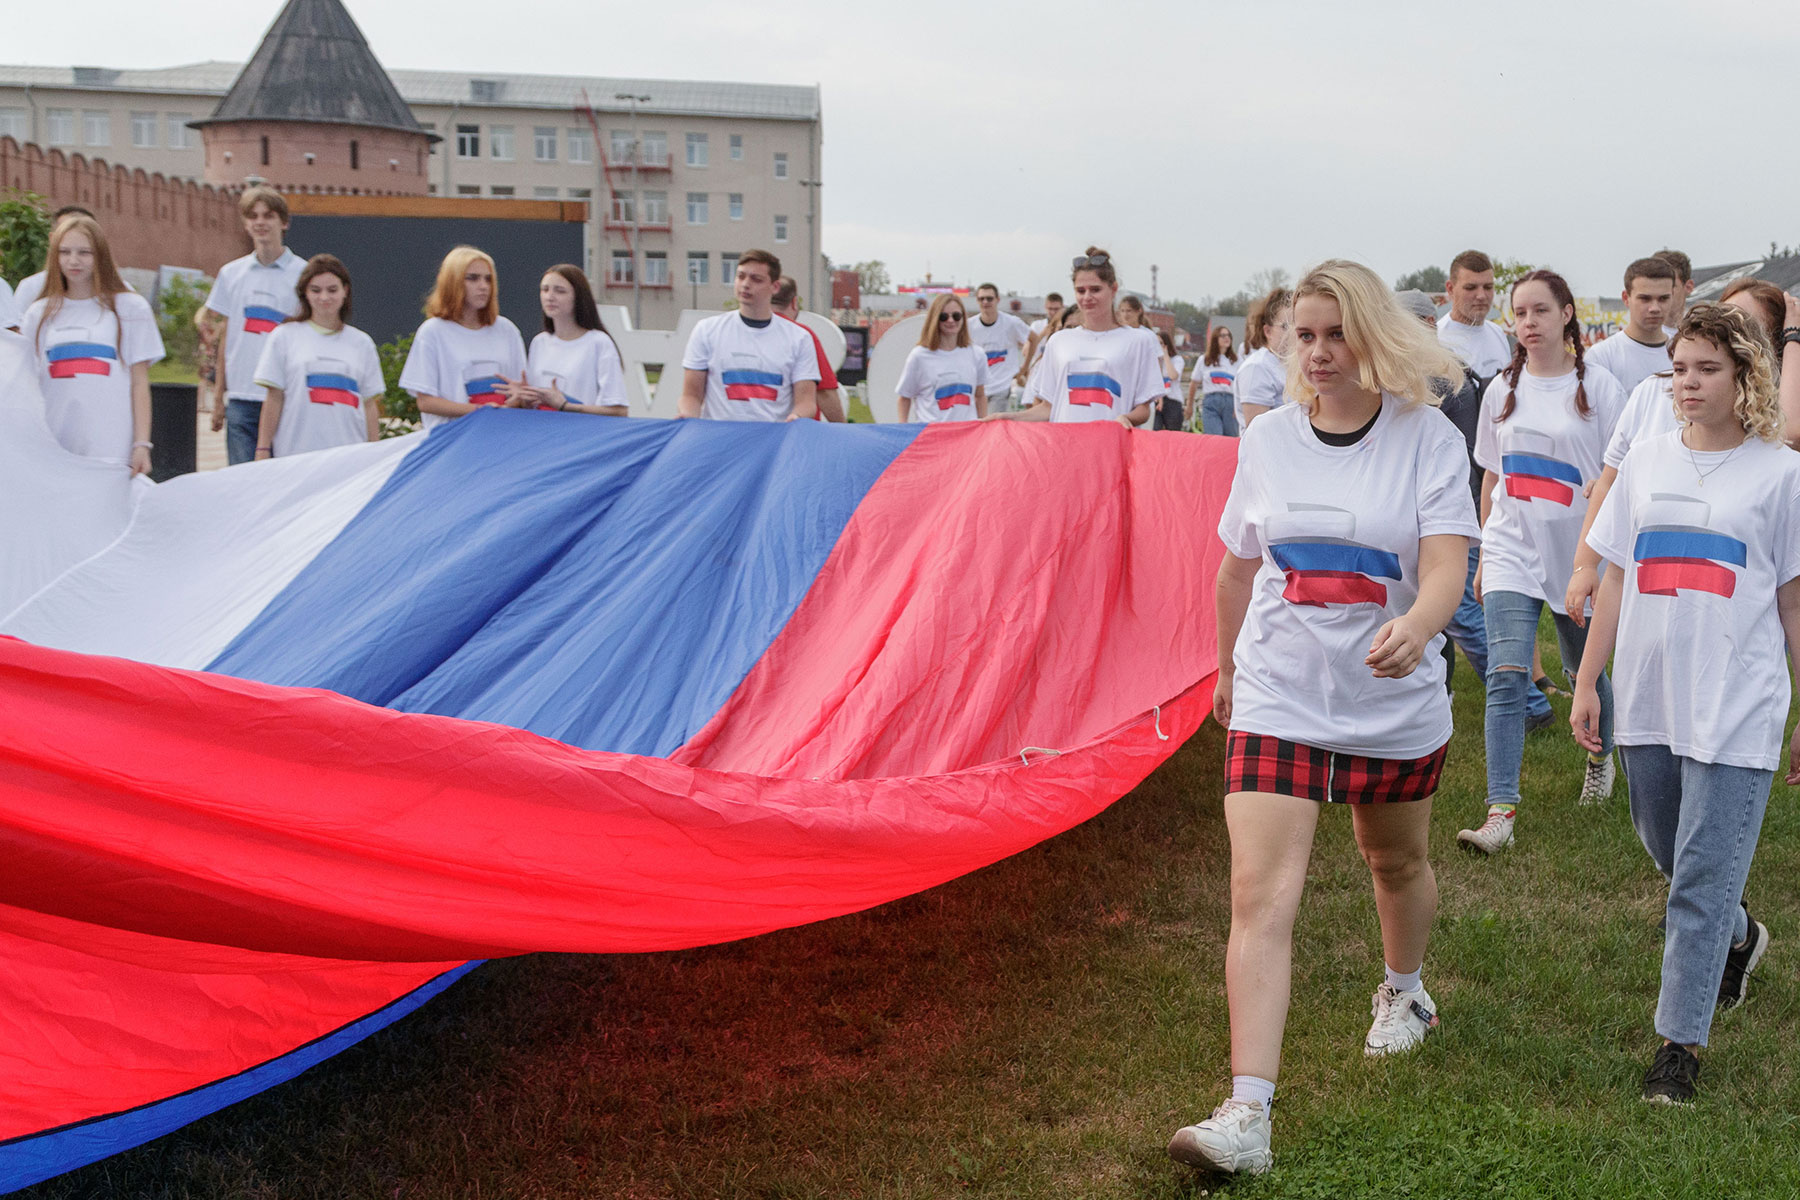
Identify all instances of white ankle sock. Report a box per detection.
[1385,965,1422,994]
[1229,1074,1275,1109]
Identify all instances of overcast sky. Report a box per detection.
[9,0,1794,302]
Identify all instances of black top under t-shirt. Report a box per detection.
[738,314,773,329]
[1309,405,1381,447]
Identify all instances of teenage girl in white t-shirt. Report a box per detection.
[1572,304,1800,1105]
[894,292,987,423]
[1168,261,1478,1178]
[1189,324,1241,437]
[512,264,627,416]
[1235,287,1293,428]
[252,254,384,458]
[1459,270,1627,855]
[398,246,529,430]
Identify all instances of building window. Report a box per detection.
[609,130,633,164]
[456,124,480,158]
[728,192,743,221]
[82,111,110,147]
[533,186,559,199]
[456,184,481,196]
[611,192,634,222]
[644,251,669,286]
[489,125,514,161]
[428,183,439,195]
[773,152,788,179]
[685,132,708,167]
[46,109,75,145]
[687,252,710,285]
[130,111,157,148]
[490,185,515,197]
[166,113,195,149]
[350,139,360,169]
[568,128,593,164]
[774,214,789,243]
[642,190,668,224]
[0,108,28,141]
[260,135,270,166]
[641,131,668,166]
[721,252,740,281]
[729,134,743,161]
[610,250,634,284]
[686,192,708,224]
[534,126,557,161]
[568,186,592,199]
[470,78,504,103]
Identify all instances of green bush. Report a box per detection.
[378,332,421,437]
[0,188,51,287]
[154,275,208,372]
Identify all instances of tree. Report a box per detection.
[1393,265,1447,293]
[1491,258,1535,295]
[1243,267,1290,298]
[853,260,890,295]
[0,188,51,286]
[1165,299,1208,332]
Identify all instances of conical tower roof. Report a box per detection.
[193,0,428,137]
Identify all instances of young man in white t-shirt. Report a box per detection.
[1586,256,1677,396]
[197,187,306,465]
[1654,248,1693,336]
[679,249,819,422]
[1435,249,1511,380]
[969,283,1030,413]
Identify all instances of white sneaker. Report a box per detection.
[1365,982,1440,1056]
[1457,808,1515,854]
[1578,754,1617,805]
[1167,1098,1272,1175]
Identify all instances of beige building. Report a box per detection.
[0,62,823,329]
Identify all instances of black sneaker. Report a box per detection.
[1717,908,1769,1012]
[1642,1042,1700,1105]
[1525,708,1558,734]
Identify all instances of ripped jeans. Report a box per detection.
[1482,589,1612,806]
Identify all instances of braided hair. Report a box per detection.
[1496,268,1589,422]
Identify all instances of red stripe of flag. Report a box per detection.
[1637,557,1736,598]
[1283,569,1388,608]
[48,358,111,378]
[308,387,361,407]
[1068,387,1114,407]
[725,384,780,402]
[1506,474,1573,505]
[243,318,280,334]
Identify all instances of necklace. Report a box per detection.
[1683,427,1745,487]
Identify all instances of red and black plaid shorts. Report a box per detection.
[1224,730,1447,805]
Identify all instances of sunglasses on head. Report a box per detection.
[938,311,963,323]
[1072,253,1111,271]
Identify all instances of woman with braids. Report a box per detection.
[1167,261,1477,1176]
[1458,270,1628,854]
[1572,304,1800,1104]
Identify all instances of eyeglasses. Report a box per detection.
[1072,253,1111,271]
[938,311,963,323]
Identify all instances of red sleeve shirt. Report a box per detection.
[779,312,839,390]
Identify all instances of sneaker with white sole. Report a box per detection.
[1457,808,1515,854]
[1167,1098,1272,1175]
[1717,909,1769,1012]
[1365,982,1440,1056]
[1578,753,1617,805]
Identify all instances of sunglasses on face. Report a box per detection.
[939,311,963,323]
[1072,253,1111,271]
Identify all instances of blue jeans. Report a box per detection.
[1482,589,1611,805]
[1622,744,1770,1046]
[1200,391,1238,437]
[1445,547,1550,719]
[226,398,263,465]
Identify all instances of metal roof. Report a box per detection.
[193,0,425,135]
[0,61,820,122]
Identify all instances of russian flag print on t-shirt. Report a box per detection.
[306,358,360,407]
[723,369,783,403]
[1207,369,1234,389]
[45,326,117,379]
[1067,365,1122,408]
[462,360,508,407]
[1633,494,1747,599]
[1501,427,1581,506]
[1265,504,1403,608]
[243,291,287,335]
[933,371,973,412]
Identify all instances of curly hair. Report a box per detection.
[1670,304,1781,442]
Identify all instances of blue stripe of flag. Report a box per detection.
[1269,541,1403,579]
[306,373,360,393]
[45,342,118,362]
[1633,528,1748,566]
[721,369,784,388]
[1067,372,1121,397]
[1501,453,1582,485]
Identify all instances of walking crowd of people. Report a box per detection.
[9,195,1800,1179]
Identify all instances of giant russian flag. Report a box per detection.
[0,332,1236,1190]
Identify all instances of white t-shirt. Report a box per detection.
[1035,326,1164,424]
[1218,395,1481,758]
[527,329,627,410]
[0,276,20,329]
[1586,329,1670,396]
[1233,346,1286,422]
[1028,317,1048,336]
[1437,317,1511,378]
[13,271,47,312]
[1198,355,1238,395]
[22,294,164,463]
[682,311,820,422]
[252,320,384,457]
[399,316,529,430]
[1588,431,1800,770]
[1604,372,1678,469]
[204,249,307,403]
[970,311,1030,392]
[895,343,986,424]
[1474,364,1627,613]
[1162,353,1185,399]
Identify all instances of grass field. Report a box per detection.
[21,642,1800,1199]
